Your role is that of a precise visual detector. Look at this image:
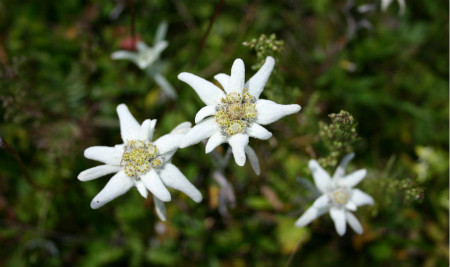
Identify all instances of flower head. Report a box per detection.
[178,57,301,173]
[111,21,168,70]
[111,21,177,99]
[78,104,202,221]
[295,153,374,236]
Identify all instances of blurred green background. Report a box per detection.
[0,0,448,266]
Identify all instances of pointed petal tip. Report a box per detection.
[177,72,189,81]
[192,193,203,203]
[266,56,275,63]
[116,103,127,112]
[234,58,244,65]
[308,159,319,168]
[90,198,103,209]
[157,193,172,202]
[235,157,246,166]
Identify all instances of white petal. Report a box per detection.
[153,40,168,55]
[195,105,216,123]
[246,123,272,140]
[153,72,177,99]
[153,196,167,221]
[312,194,329,209]
[137,41,149,52]
[246,56,275,99]
[90,171,133,209]
[139,119,154,141]
[84,146,123,165]
[332,153,355,180]
[171,121,192,134]
[214,73,230,91]
[141,169,171,202]
[117,104,141,141]
[154,21,168,44]
[339,169,367,188]
[178,72,225,105]
[78,165,121,181]
[255,99,301,125]
[329,207,347,236]
[205,132,227,153]
[228,133,249,166]
[154,133,184,155]
[346,211,363,234]
[295,206,328,227]
[398,0,405,15]
[351,189,374,206]
[308,160,331,193]
[179,118,218,148]
[111,50,137,61]
[148,119,157,141]
[159,163,202,203]
[227,58,245,94]
[135,180,148,198]
[345,202,357,211]
[245,145,260,175]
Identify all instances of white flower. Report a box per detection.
[381,0,405,15]
[112,40,168,70]
[77,104,202,221]
[177,56,301,173]
[111,21,177,99]
[111,21,168,70]
[295,153,374,236]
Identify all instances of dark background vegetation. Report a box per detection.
[0,0,448,266]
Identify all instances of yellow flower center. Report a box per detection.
[122,140,161,177]
[215,90,257,136]
[332,189,350,205]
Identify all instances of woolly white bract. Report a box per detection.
[178,56,301,173]
[295,153,374,236]
[78,104,202,221]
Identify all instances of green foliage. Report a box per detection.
[318,110,359,171]
[243,34,284,69]
[0,0,448,266]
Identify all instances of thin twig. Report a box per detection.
[191,0,225,67]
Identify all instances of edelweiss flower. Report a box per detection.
[78,104,202,221]
[295,154,374,235]
[178,57,301,173]
[111,21,176,99]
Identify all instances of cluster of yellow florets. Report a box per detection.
[330,188,350,206]
[122,140,161,177]
[215,90,257,136]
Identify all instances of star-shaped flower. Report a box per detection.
[295,153,374,235]
[111,21,176,99]
[77,104,202,221]
[177,57,301,173]
[111,20,168,70]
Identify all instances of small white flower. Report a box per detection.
[381,0,405,15]
[295,153,374,236]
[112,40,168,70]
[78,104,202,221]
[111,21,177,99]
[178,57,301,173]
